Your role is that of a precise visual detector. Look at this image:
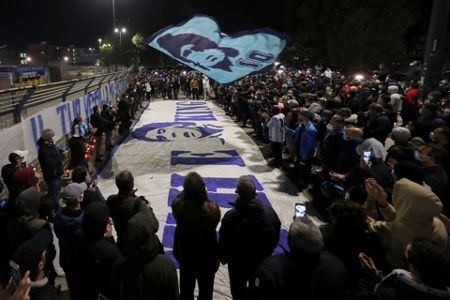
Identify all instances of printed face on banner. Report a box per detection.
[148,15,288,84]
[132,122,224,143]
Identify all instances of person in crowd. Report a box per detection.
[321,202,381,287]
[106,170,159,253]
[218,176,281,300]
[11,229,57,300]
[101,104,116,151]
[73,202,121,300]
[330,137,393,203]
[71,166,105,209]
[53,183,85,297]
[90,105,113,162]
[415,144,448,203]
[118,95,132,135]
[357,239,450,299]
[319,114,346,172]
[286,109,318,188]
[69,117,88,169]
[403,81,419,125]
[251,218,349,300]
[110,211,179,300]
[4,177,56,286]
[1,151,26,203]
[144,80,152,101]
[172,172,221,300]
[365,177,448,269]
[190,77,200,100]
[363,103,393,145]
[413,103,446,142]
[37,128,66,214]
[385,127,415,167]
[266,105,286,167]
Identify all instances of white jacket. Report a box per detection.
[267,113,286,143]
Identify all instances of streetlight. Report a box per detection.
[98,38,102,48]
[63,56,69,62]
[26,56,31,63]
[115,27,127,47]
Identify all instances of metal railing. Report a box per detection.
[0,70,129,129]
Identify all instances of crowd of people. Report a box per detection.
[0,63,450,300]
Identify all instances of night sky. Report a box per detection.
[0,0,284,48]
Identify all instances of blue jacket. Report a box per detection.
[287,122,317,158]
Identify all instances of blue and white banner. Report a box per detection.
[148,15,288,84]
[97,100,311,299]
[20,78,128,159]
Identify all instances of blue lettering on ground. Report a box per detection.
[175,101,217,121]
[162,173,287,268]
[170,150,245,166]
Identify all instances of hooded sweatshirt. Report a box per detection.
[73,203,120,300]
[370,178,448,268]
[110,212,179,300]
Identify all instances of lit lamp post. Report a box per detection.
[26,56,32,64]
[98,38,102,48]
[114,27,126,47]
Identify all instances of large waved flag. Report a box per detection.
[148,15,288,84]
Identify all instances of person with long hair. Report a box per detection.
[172,172,221,300]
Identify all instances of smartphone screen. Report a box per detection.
[295,203,306,218]
[363,150,371,164]
[9,261,21,286]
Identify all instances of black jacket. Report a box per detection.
[320,129,346,170]
[172,193,221,273]
[90,112,113,136]
[101,109,115,132]
[37,138,64,182]
[110,212,179,300]
[1,163,19,194]
[72,203,121,300]
[106,194,159,253]
[218,197,280,270]
[252,251,349,300]
[365,113,393,144]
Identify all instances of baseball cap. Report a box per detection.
[356,138,387,159]
[345,114,358,124]
[13,167,39,189]
[12,150,28,159]
[12,229,52,275]
[61,182,88,203]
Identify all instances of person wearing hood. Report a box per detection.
[357,239,450,300]
[37,128,66,213]
[365,178,448,269]
[251,218,349,300]
[73,202,120,300]
[110,211,179,300]
[172,172,221,300]
[218,176,281,300]
[54,183,86,297]
[4,185,56,287]
[7,167,41,217]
